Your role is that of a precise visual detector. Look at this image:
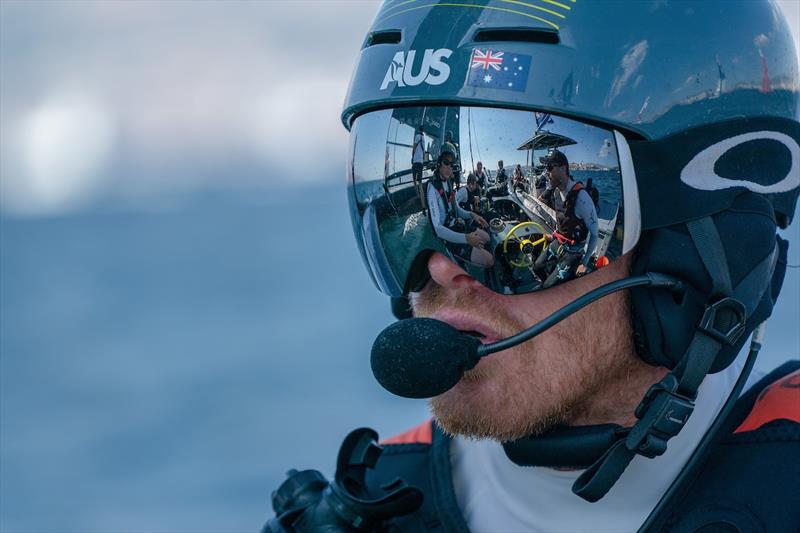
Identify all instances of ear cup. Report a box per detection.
[630,193,779,371]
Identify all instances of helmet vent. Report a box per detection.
[364,30,402,48]
[474,28,559,45]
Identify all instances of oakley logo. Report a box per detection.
[680,131,799,193]
[380,48,452,91]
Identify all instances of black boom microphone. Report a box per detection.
[371,273,684,399]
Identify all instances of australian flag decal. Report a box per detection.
[466,49,531,92]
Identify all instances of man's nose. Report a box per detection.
[427,252,483,291]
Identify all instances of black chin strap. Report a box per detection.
[573,217,752,502]
[503,424,629,470]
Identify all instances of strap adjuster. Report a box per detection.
[698,297,746,346]
[628,375,695,458]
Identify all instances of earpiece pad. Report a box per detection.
[630,192,781,371]
[391,296,414,320]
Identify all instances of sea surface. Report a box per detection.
[1,185,797,532]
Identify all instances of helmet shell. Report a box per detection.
[342,0,798,140]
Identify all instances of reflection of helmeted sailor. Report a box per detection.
[486,160,508,199]
[535,150,599,287]
[456,173,480,213]
[427,152,493,268]
[474,161,488,195]
[442,130,458,157]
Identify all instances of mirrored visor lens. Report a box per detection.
[347,106,636,297]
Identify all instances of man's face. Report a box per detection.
[476,162,483,172]
[411,252,640,441]
[468,182,477,192]
[548,163,568,190]
[498,161,503,169]
[440,157,455,179]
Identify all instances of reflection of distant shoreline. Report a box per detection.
[570,163,620,171]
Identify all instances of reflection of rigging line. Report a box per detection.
[386,117,396,181]
[467,107,475,174]
[421,107,428,176]
[471,109,484,169]
[384,183,400,217]
[529,114,537,168]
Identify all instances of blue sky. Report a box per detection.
[0,1,797,216]
[459,107,617,170]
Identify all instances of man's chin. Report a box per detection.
[429,372,567,441]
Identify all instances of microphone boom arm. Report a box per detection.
[478,273,684,357]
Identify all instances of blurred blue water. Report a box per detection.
[0,187,428,532]
[0,186,797,532]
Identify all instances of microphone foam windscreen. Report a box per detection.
[370,318,481,398]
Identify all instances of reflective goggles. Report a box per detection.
[347,106,641,298]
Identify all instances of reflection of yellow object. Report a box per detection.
[502,221,547,268]
[616,226,624,241]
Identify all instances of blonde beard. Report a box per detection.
[413,256,650,442]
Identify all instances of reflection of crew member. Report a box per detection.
[412,126,427,209]
[474,161,488,194]
[496,160,507,185]
[535,150,599,288]
[586,177,600,208]
[427,152,493,268]
[443,130,458,157]
[512,164,525,192]
[486,160,508,199]
[457,173,481,214]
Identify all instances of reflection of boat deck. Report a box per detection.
[512,189,619,259]
[364,172,621,294]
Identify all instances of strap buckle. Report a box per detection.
[628,374,695,458]
[698,297,746,346]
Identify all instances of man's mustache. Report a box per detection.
[411,281,524,339]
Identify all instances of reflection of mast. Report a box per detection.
[384,117,395,179]
[468,107,475,172]
[469,108,484,169]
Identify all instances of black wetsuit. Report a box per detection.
[265,362,800,532]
